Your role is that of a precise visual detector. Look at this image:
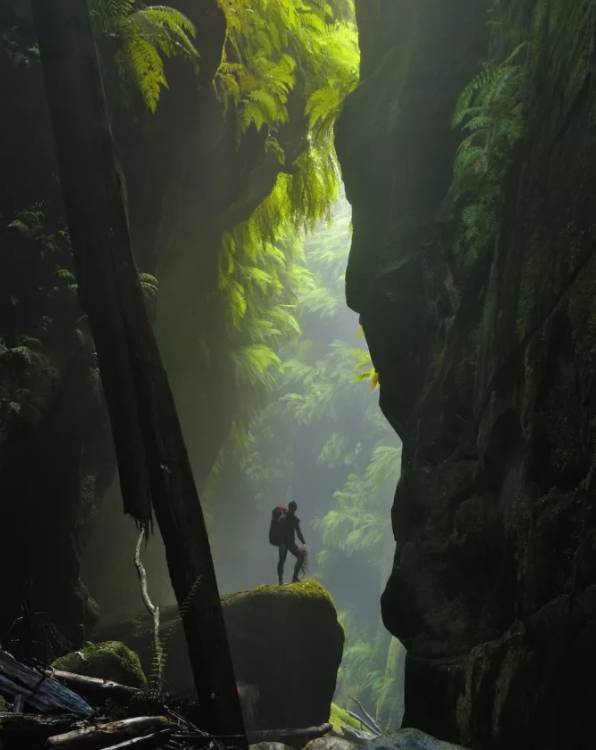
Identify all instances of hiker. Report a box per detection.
[269,501,307,585]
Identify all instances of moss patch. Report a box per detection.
[52,641,147,689]
[224,578,335,607]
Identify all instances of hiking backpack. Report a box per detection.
[269,505,287,546]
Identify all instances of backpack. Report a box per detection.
[269,506,288,546]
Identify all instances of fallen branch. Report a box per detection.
[47,716,172,750]
[49,670,141,703]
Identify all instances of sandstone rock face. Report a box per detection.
[338,1,596,748]
[97,580,344,730]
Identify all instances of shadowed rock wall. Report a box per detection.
[338,1,596,747]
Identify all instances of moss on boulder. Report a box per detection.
[51,641,147,689]
[95,580,343,729]
[224,580,344,729]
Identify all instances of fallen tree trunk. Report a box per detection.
[47,717,172,750]
[29,0,246,741]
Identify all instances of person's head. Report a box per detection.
[288,501,298,514]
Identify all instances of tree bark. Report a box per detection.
[29,0,246,740]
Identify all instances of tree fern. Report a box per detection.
[231,344,282,388]
[89,0,199,112]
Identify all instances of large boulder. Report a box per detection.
[95,580,344,729]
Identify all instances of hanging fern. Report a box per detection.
[450,30,528,265]
[316,444,402,558]
[89,0,199,112]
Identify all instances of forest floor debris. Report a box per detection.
[0,647,331,750]
[0,649,465,750]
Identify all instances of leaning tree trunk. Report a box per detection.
[29,0,246,740]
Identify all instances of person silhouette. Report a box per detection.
[276,501,307,585]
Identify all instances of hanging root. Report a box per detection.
[134,528,164,696]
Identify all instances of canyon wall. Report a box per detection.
[338,2,596,747]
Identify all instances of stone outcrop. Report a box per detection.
[338,1,596,747]
[96,580,344,730]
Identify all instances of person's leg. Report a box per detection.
[277,546,287,584]
[288,543,304,582]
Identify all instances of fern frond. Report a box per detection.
[122,33,167,112]
[91,0,198,111]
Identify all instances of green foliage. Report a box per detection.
[231,344,282,389]
[218,162,341,401]
[450,26,528,265]
[216,0,358,142]
[207,200,401,713]
[212,2,358,396]
[334,612,391,711]
[89,0,199,112]
[316,444,402,560]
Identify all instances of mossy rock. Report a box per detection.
[95,580,343,729]
[51,641,147,689]
[223,580,344,729]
